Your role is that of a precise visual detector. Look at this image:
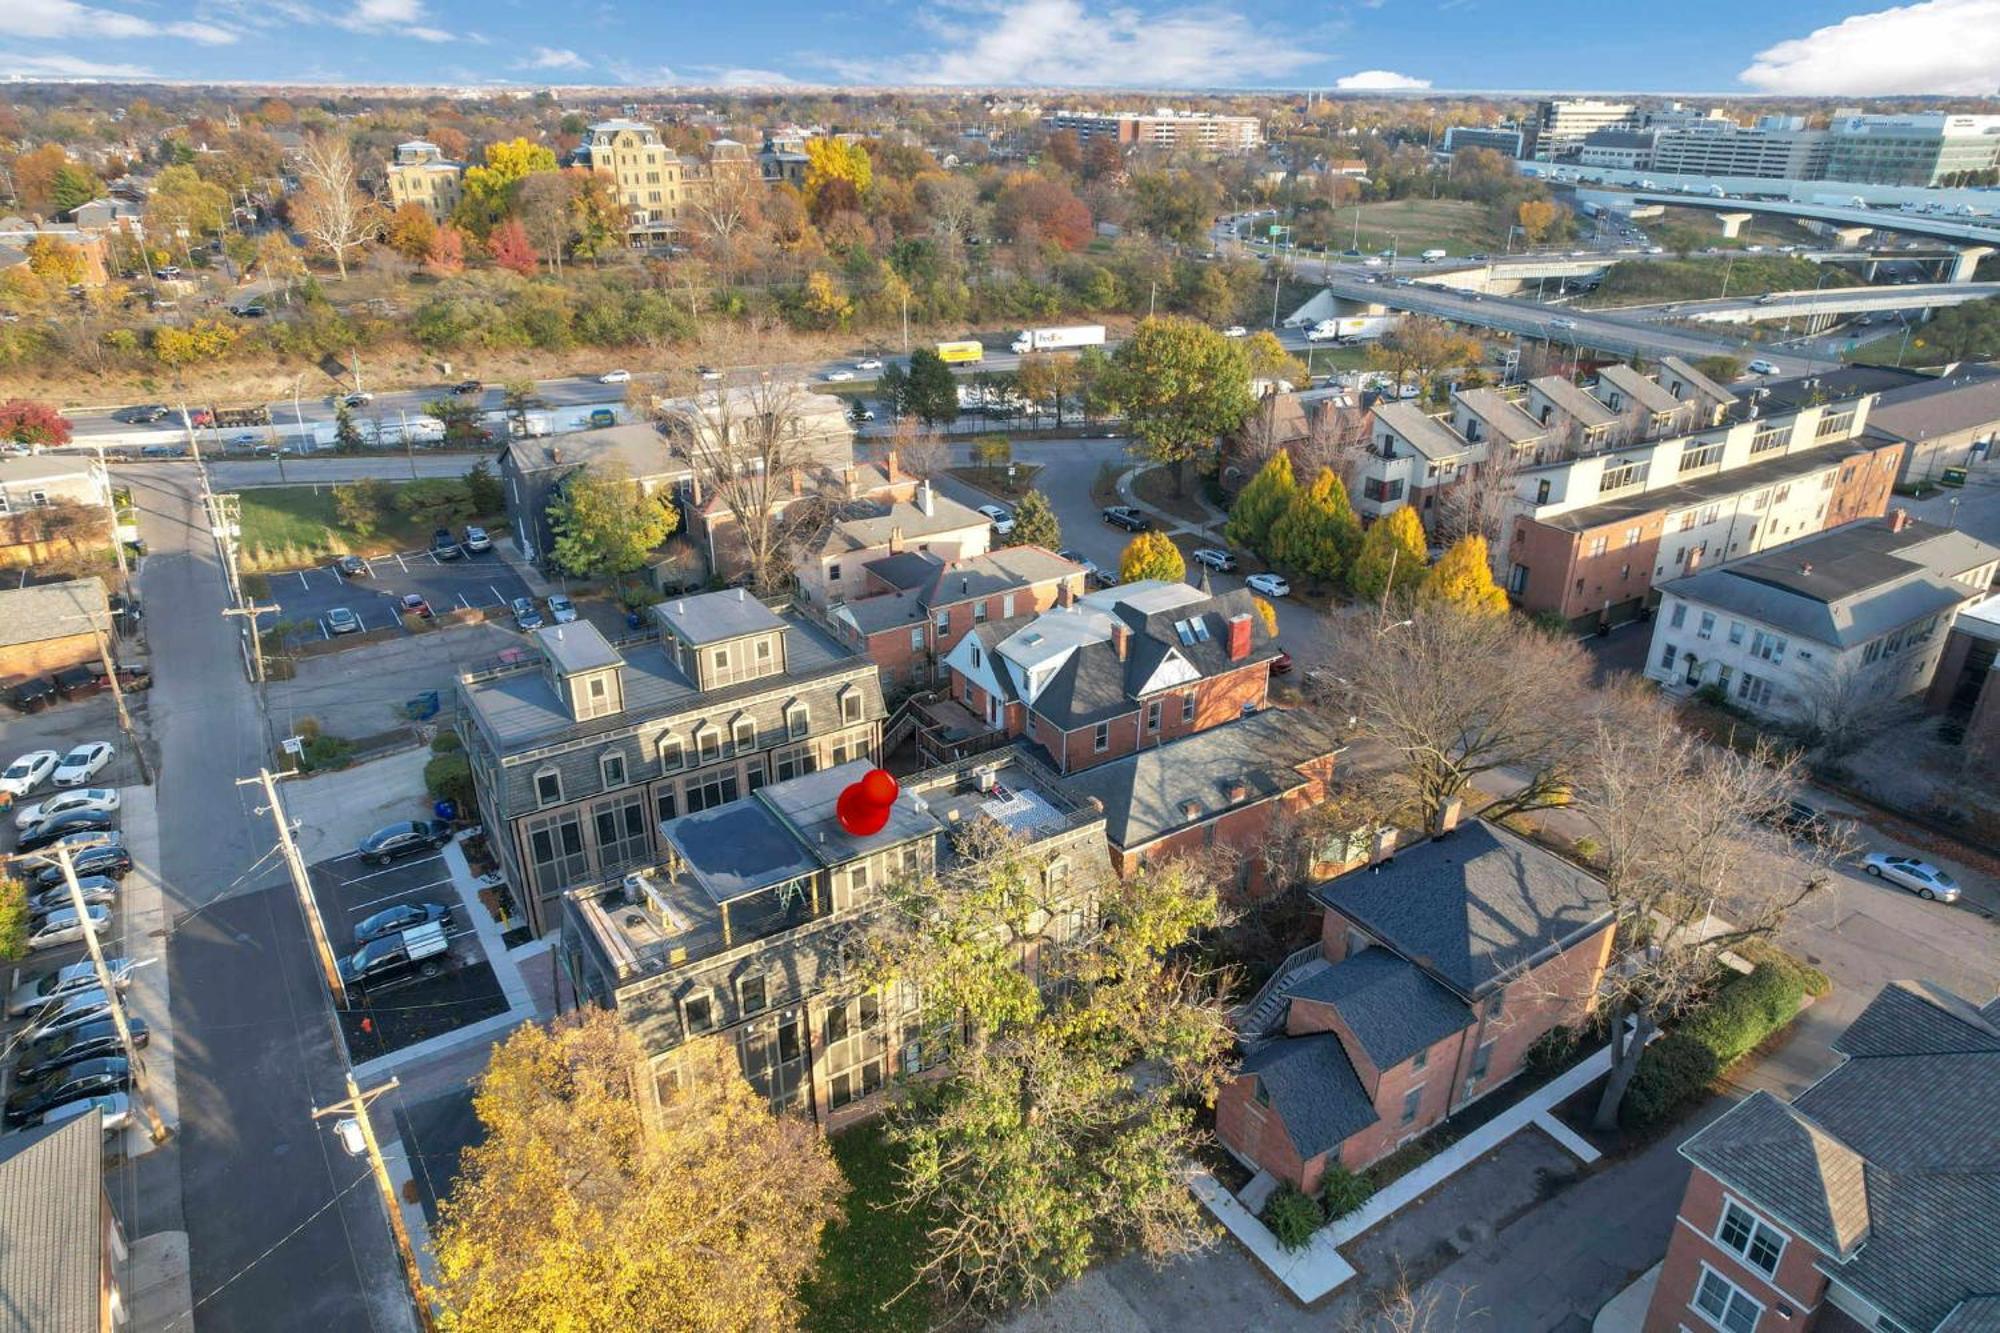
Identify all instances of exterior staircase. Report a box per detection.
[1236,943,1329,1047]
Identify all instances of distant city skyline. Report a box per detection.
[0,0,1995,98]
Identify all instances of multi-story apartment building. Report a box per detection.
[1041,108,1261,153]
[938,580,1282,775]
[1825,111,2000,186]
[572,121,756,243]
[562,745,1110,1126]
[1529,98,1637,160]
[1645,511,2000,720]
[383,140,463,222]
[455,592,886,936]
[1642,979,2000,1333]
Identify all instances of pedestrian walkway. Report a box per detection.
[1194,1039,1620,1303]
[1592,1261,1661,1332]
[1113,466,1226,536]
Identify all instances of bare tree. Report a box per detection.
[291,132,380,280]
[1298,400,1374,490]
[1573,699,1843,1130]
[885,415,949,480]
[917,173,983,248]
[684,165,763,279]
[514,171,574,277]
[1432,437,1529,551]
[672,378,844,595]
[1796,657,1902,759]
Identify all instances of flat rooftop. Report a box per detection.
[653,588,788,645]
[1540,439,1877,533]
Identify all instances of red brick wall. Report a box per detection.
[1215,1074,1331,1192]
[1643,1168,1829,1333]
[1508,516,1665,621]
[1116,769,1333,897]
[1043,662,1272,774]
[863,622,928,689]
[1335,1027,1473,1171]
[1826,442,1902,528]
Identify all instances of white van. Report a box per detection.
[1420,248,1449,262]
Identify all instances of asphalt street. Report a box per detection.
[125,459,415,1333]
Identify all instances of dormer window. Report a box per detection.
[659,733,684,771]
[732,714,757,752]
[840,687,862,724]
[534,768,562,807]
[695,724,721,763]
[600,751,627,788]
[786,702,809,739]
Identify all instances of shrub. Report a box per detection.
[430,730,464,755]
[1524,1026,1578,1080]
[1261,1185,1324,1250]
[301,733,355,771]
[1318,1165,1373,1222]
[1622,961,1809,1130]
[0,876,28,961]
[425,753,475,810]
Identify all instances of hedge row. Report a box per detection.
[1259,1165,1376,1251]
[1621,960,1812,1130]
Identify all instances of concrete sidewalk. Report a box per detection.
[1113,466,1225,536]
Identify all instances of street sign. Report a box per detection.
[282,736,304,756]
[1268,225,1285,238]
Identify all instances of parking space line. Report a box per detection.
[457,593,472,610]
[296,570,311,590]
[488,585,505,607]
[326,857,445,888]
[394,553,408,572]
[345,878,455,914]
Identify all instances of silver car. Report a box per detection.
[1862,853,1961,903]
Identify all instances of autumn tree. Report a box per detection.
[1224,449,1294,555]
[255,231,307,297]
[796,271,853,330]
[425,223,467,276]
[1366,316,1484,401]
[993,176,1092,251]
[1243,330,1311,390]
[567,170,625,262]
[1011,489,1061,551]
[455,137,558,237]
[25,237,86,286]
[1128,171,1220,246]
[9,144,73,215]
[1268,466,1359,583]
[862,829,1229,1308]
[1111,316,1255,497]
[1432,436,1527,550]
[429,1008,843,1332]
[487,218,539,277]
[50,163,101,215]
[1119,530,1185,583]
[0,398,72,447]
[1417,535,1508,616]
[293,132,380,279]
[1349,505,1428,606]
[685,164,763,276]
[150,319,239,370]
[385,203,438,262]
[547,463,679,578]
[1013,351,1081,427]
[145,164,231,248]
[884,416,949,479]
[803,137,873,219]
[1516,197,1559,245]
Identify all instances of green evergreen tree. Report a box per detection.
[1223,450,1295,557]
[903,349,961,426]
[1267,467,1360,583]
[1011,489,1061,551]
[1349,506,1429,605]
[333,402,364,451]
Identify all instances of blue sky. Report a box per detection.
[2,0,1996,95]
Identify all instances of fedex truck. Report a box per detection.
[1009,324,1106,354]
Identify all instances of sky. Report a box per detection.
[1,0,1998,96]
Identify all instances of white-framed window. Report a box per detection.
[787,702,809,739]
[1728,621,1745,646]
[694,725,721,763]
[732,714,757,752]
[738,973,768,1015]
[840,688,862,724]
[1181,692,1196,723]
[1146,699,1162,732]
[1697,612,1715,641]
[659,733,684,771]
[681,990,715,1034]
[1093,721,1110,752]
[1749,631,1787,663]
[1669,602,1687,629]
[1716,1198,1786,1277]
[934,608,950,634]
[910,626,924,651]
[1400,1085,1424,1125]
[1659,642,1678,671]
[600,751,627,788]
[1691,1264,1762,1333]
[534,768,562,807]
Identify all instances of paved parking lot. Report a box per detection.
[1,692,147,794]
[265,544,534,640]
[306,845,507,1060]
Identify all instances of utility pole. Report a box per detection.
[240,769,348,1007]
[312,1074,437,1333]
[87,443,129,585]
[221,600,281,684]
[53,845,170,1144]
[64,612,152,784]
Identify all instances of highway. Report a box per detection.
[1608,282,2000,324]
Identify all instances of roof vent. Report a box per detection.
[1800,561,1814,575]
[675,600,685,614]
[736,587,746,601]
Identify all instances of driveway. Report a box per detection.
[264,544,533,640]
[267,623,520,749]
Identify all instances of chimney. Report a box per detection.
[918,479,935,517]
[889,524,904,554]
[736,587,746,602]
[1111,621,1130,660]
[1057,580,1075,608]
[1180,799,1204,820]
[1800,561,1814,575]
[1888,508,1909,534]
[841,464,856,499]
[1436,795,1462,838]
[1226,612,1252,661]
[1224,776,1249,803]
[961,576,970,595]
[791,467,804,497]
[1684,545,1703,575]
[886,448,901,482]
[1369,826,1398,866]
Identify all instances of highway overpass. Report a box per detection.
[1612,281,2000,326]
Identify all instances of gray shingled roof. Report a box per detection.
[1680,981,2000,1333]
[1028,587,1279,731]
[1058,707,1343,847]
[1373,400,1473,463]
[1531,375,1620,429]
[0,578,109,651]
[1864,369,2000,444]
[0,1109,104,1333]
[1310,820,1612,1000]
[1287,947,1470,1070]
[1239,1034,1380,1160]
[862,551,944,592]
[1595,363,1683,416]
[1454,388,1548,445]
[924,545,1081,608]
[1659,356,1738,406]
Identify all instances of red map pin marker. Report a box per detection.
[836,767,900,836]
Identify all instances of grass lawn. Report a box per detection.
[947,462,1044,501]
[1302,343,1374,375]
[1577,254,1860,309]
[1321,198,1502,257]
[800,1122,937,1333]
[1132,466,1215,525]
[237,484,497,571]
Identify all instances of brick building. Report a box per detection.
[572,121,758,244]
[383,140,463,222]
[0,578,111,684]
[936,580,1282,774]
[1216,818,1614,1191]
[794,477,993,612]
[1642,980,2000,1333]
[1926,591,2000,766]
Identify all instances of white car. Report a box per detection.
[855,358,884,371]
[39,1092,131,1137]
[1862,853,1962,903]
[15,787,120,831]
[976,504,1015,536]
[1,750,60,798]
[824,370,855,383]
[1245,572,1291,598]
[7,958,132,1019]
[1747,359,1780,376]
[1549,317,1578,331]
[27,905,111,952]
[1222,326,1248,338]
[546,594,578,625]
[52,743,115,787]
[598,369,631,383]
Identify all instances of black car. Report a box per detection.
[357,819,453,866]
[9,676,56,714]
[26,875,118,916]
[17,809,117,854]
[1102,505,1152,532]
[354,901,453,946]
[452,379,483,396]
[430,528,462,560]
[1759,799,1848,842]
[140,444,187,459]
[5,1057,131,1126]
[333,554,369,578]
[15,1019,147,1084]
[53,666,103,701]
[120,405,170,424]
[31,845,132,889]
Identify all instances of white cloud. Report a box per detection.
[1739,0,2000,95]
[519,46,588,70]
[886,0,1322,87]
[334,0,458,42]
[0,0,237,44]
[0,48,158,77]
[1334,68,1429,90]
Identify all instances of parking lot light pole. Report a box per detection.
[241,768,348,1007]
[53,845,170,1145]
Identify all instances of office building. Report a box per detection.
[1041,108,1262,153]
[1530,98,1637,160]
[1440,125,1525,158]
[1826,112,2000,186]
[383,140,463,222]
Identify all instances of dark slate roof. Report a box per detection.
[0,1109,104,1333]
[1939,1297,2000,1333]
[1288,948,1470,1071]
[1756,364,1928,410]
[654,589,788,645]
[1027,587,1279,731]
[1681,981,2000,1333]
[1309,820,1612,1000]
[1059,708,1344,847]
[863,550,944,592]
[1240,1034,1380,1160]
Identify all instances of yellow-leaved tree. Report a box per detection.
[1416,534,1509,616]
[1119,529,1186,583]
[429,1009,843,1333]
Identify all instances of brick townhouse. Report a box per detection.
[794,477,994,610]
[1216,817,1614,1192]
[562,746,1110,1127]
[456,590,885,936]
[1642,980,2000,1333]
[936,580,1282,775]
